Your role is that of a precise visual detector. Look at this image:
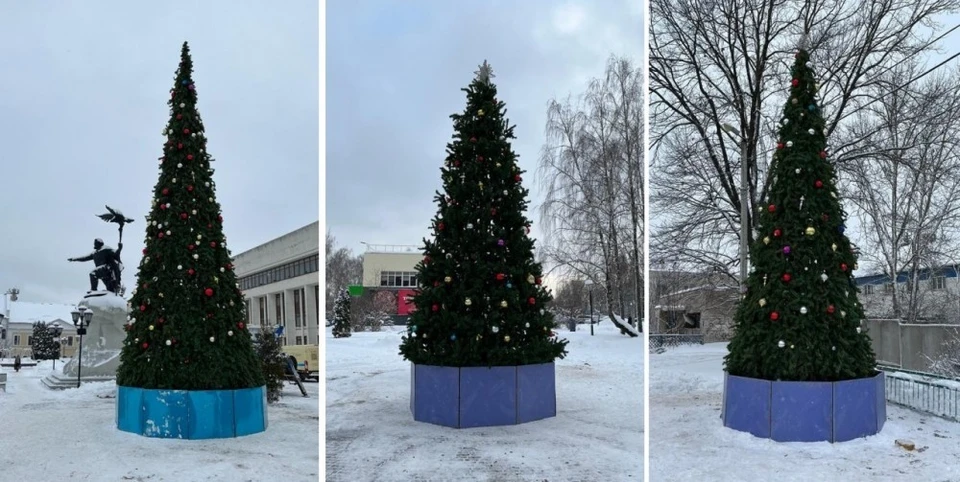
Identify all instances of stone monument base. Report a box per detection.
[42,291,128,390]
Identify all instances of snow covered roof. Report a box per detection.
[5,301,77,326]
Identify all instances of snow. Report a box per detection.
[5,301,76,324]
[651,342,960,481]
[0,361,320,481]
[611,313,641,337]
[326,322,643,481]
[83,291,130,310]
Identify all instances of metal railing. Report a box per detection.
[650,333,704,350]
[361,243,420,254]
[879,365,960,422]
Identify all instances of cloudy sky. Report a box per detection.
[326,0,643,257]
[0,2,318,304]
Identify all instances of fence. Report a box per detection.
[879,365,960,422]
[650,334,704,350]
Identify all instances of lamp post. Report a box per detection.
[721,123,749,293]
[70,306,93,388]
[59,336,67,361]
[49,322,63,371]
[584,279,595,336]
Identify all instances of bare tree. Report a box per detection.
[842,64,960,322]
[650,0,960,274]
[550,279,588,323]
[325,231,363,314]
[538,55,643,329]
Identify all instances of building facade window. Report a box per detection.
[67,337,74,346]
[314,285,320,323]
[13,334,20,346]
[237,253,320,290]
[933,276,947,291]
[294,289,304,327]
[379,271,418,287]
[295,335,302,345]
[259,296,268,326]
[245,299,252,325]
[275,292,285,326]
[863,284,874,295]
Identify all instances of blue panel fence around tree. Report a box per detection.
[116,385,267,439]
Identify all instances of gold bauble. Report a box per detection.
[759,298,766,307]
[763,236,770,245]
[500,300,508,308]
[444,276,452,283]
[504,335,511,342]
[805,227,816,236]
[465,298,472,306]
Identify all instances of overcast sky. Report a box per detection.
[0,2,318,305]
[326,0,643,258]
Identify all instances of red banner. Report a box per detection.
[397,289,418,315]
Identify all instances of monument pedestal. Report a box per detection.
[42,291,128,390]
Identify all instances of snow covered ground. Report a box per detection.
[650,343,960,481]
[326,321,643,482]
[0,360,319,481]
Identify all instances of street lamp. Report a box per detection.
[721,123,749,294]
[59,336,68,361]
[584,279,595,336]
[70,306,94,388]
[49,322,63,371]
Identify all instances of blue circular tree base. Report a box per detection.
[410,362,557,428]
[721,371,886,442]
[116,385,268,439]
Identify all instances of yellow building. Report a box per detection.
[1,300,79,359]
[358,244,422,322]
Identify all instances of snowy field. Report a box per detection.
[0,360,319,481]
[650,343,960,481]
[326,321,644,482]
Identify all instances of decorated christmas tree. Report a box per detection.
[115,42,264,391]
[398,61,568,367]
[724,47,876,382]
[30,322,59,361]
[332,288,352,338]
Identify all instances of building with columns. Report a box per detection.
[234,221,320,346]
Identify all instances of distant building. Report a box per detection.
[234,221,320,346]
[650,269,738,343]
[359,244,422,324]
[855,265,960,324]
[0,299,79,358]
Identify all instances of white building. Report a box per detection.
[0,297,79,358]
[234,221,320,346]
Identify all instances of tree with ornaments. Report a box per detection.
[332,288,352,338]
[115,42,264,391]
[724,46,876,382]
[398,61,568,367]
[30,322,60,362]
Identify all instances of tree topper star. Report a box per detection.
[475,60,495,85]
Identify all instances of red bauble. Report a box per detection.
[207,313,214,318]
[157,232,164,238]
[142,342,149,349]
[432,304,439,312]
[158,317,165,324]
[815,180,824,188]
[822,214,829,221]
[187,269,195,275]
[470,137,477,143]
[773,228,782,238]
[424,256,431,264]
[454,160,461,167]
[204,288,214,297]
[161,188,170,195]
[187,154,194,161]
[528,297,536,305]
[777,142,784,149]
[188,244,196,250]
[187,185,194,191]
[438,222,445,231]
[142,248,147,255]
[139,305,146,312]
[496,273,505,281]
[160,204,167,210]
[791,79,799,87]
[433,281,440,287]
[176,114,182,120]
[768,204,777,213]
[827,305,836,314]
[782,273,792,283]
[515,175,522,182]
[180,213,188,220]
[217,215,223,222]
[770,311,780,321]
[177,143,183,149]
[491,208,497,215]
[123,324,130,331]
[536,277,542,285]
[841,263,848,271]
[207,223,212,229]
[210,241,217,248]
[477,155,484,162]
[183,128,190,134]
[819,151,827,159]
[238,322,245,330]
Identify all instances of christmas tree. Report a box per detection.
[332,288,352,338]
[115,42,264,391]
[254,330,286,403]
[724,46,876,382]
[30,322,59,361]
[398,61,568,367]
